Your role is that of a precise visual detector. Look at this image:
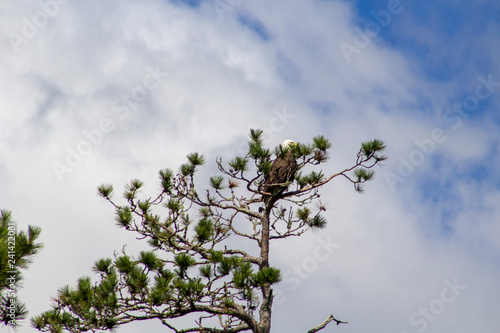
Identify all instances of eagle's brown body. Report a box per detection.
[262,142,297,205]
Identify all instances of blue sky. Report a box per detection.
[1,1,499,332]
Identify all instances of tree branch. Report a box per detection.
[307,314,347,333]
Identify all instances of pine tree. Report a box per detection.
[32,129,386,333]
[0,210,43,329]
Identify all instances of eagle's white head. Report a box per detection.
[281,139,297,149]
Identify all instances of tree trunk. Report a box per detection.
[257,209,273,333]
[256,285,272,333]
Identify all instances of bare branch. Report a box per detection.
[307,314,348,333]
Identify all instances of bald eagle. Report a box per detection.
[262,140,298,205]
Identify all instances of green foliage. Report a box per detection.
[257,159,273,176]
[115,255,134,274]
[164,198,182,213]
[232,262,254,288]
[174,253,196,277]
[124,179,144,201]
[228,156,249,172]
[199,265,213,279]
[0,210,43,328]
[360,139,387,160]
[187,152,206,166]
[138,200,151,214]
[312,135,332,151]
[76,276,93,302]
[149,275,172,306]
[138,251,163,271]
[296,207,311,221]
[296,207,327,230]
[217,257,234,276]
[271,135,332,165]
[92,258,114,275]
[129,179,144,190]
[209,249,224,263]
[175,277,205,301]
[352,168,375,193]
[97,184,113,199]
[296,171,324,188]
[248,129,271,161]
[126,267,149,294]
[159,268,175,281]
[198,207,211,218]
[296,143,312,156]
[179,163,195,176]
[307,214,327,230]
[33,268,120,332]
[353,168,375,181]
[180,153,206,177]
[252,267,282,286]
[249,128,263,142]
[209,176,225,190]
[159,168,174,193]
[99,273,118,298]
[194,218,214,243]
[115,206,132,229]
[0,296,27,330]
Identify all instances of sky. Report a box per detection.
[1,0,499,332]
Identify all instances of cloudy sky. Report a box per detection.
[1,0,500,332]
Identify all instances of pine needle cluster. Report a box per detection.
[0,210,43,329]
